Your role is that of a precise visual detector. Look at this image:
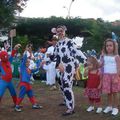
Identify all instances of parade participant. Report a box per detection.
[0,44,21,108]
[52,25,86,116]
[101,38,120,116]
[15,51,42,112]
[45,35,58,90]
[84,56,102,113]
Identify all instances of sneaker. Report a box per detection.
[86,106,94,112]
[15,105,22,112]
[50,86,57,90]
[30,81,34,84]
[103,106,112,113]
[32,104,43,109]
[96,107,102,113]
[62,109,75,116]
[30,76,35,81]
[111,108,119,116]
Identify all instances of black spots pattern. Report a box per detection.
[58,42,62,46]
[74,42,77,45]
[63,81,69,88]
[66,64,72,73]
[76,55,84,63]
[67,41,73,49]
[55,55,60,67]
[69,103,72,107]
[71,49,76,54]
[62,41,65,45]
[61,47,66,53]
[57,48,59,52]
[70,73,72,77]
[64,90,72,101]
[62,55,71,63]
[67,75,70,80]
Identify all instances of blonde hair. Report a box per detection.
[87,56,99,69]
[103,38,118,55]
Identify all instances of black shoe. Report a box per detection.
[59,103,66,106]
[32,104,43,109]
[14,106,22,112]
[62,109,75,116]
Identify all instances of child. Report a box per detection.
[84,56,102,113]
[24,44,36,84]
[14,51,42,112]
[100,38,120,116]
[0,44,21,108]
[42,55,57,90]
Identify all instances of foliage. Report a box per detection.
[0,0,28,27]
[13,35,28,53]
[16,17,120,53]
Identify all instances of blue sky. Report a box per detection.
[20,0,120,22]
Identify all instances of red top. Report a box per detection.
[0,50,17,82]
[86,70,100,88]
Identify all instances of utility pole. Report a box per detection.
[63,0,75,19]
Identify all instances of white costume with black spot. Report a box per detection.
[54,37,86,110]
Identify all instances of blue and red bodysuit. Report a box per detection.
[0,50,17,104]
[16,53,40,105]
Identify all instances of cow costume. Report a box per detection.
[52,25,86,115]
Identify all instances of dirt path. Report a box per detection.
[0,81,119,120]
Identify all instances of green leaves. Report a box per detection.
[0,0,28,27]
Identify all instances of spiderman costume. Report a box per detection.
[0,50,17,105]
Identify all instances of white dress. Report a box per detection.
[43,62,56,85]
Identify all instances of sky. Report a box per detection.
[20,0,120,22]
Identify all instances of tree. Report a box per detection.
[16,17,120,53]
[13,35,29,53]
[0,0,28,27]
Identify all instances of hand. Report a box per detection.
[97,84,101,90]
[58,63,64,73]
[41,61,46,65]
[14,44,21,50]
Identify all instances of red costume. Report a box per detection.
[0,50,17,105]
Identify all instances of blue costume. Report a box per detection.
[0,50,17,105]
[16,53,41,107]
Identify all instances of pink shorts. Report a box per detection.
[102,73,120,94]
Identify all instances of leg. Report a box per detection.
[58,74,66,106]
[86,97,95,112]
[111,92,119,115]
[62,78,74,110]
[27,89,36,105]
[8,82,17,105]
[88,97,94,106]
[113,92,119,108]
[95,98,101,107]
[103,93,113,113]
[14,85,27,112]
[16,86,27,105]
[94,98,103,113]
[107,93,112,106]
[0,80,7,103]
[27,89,42,109]
[62,80,75,116]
